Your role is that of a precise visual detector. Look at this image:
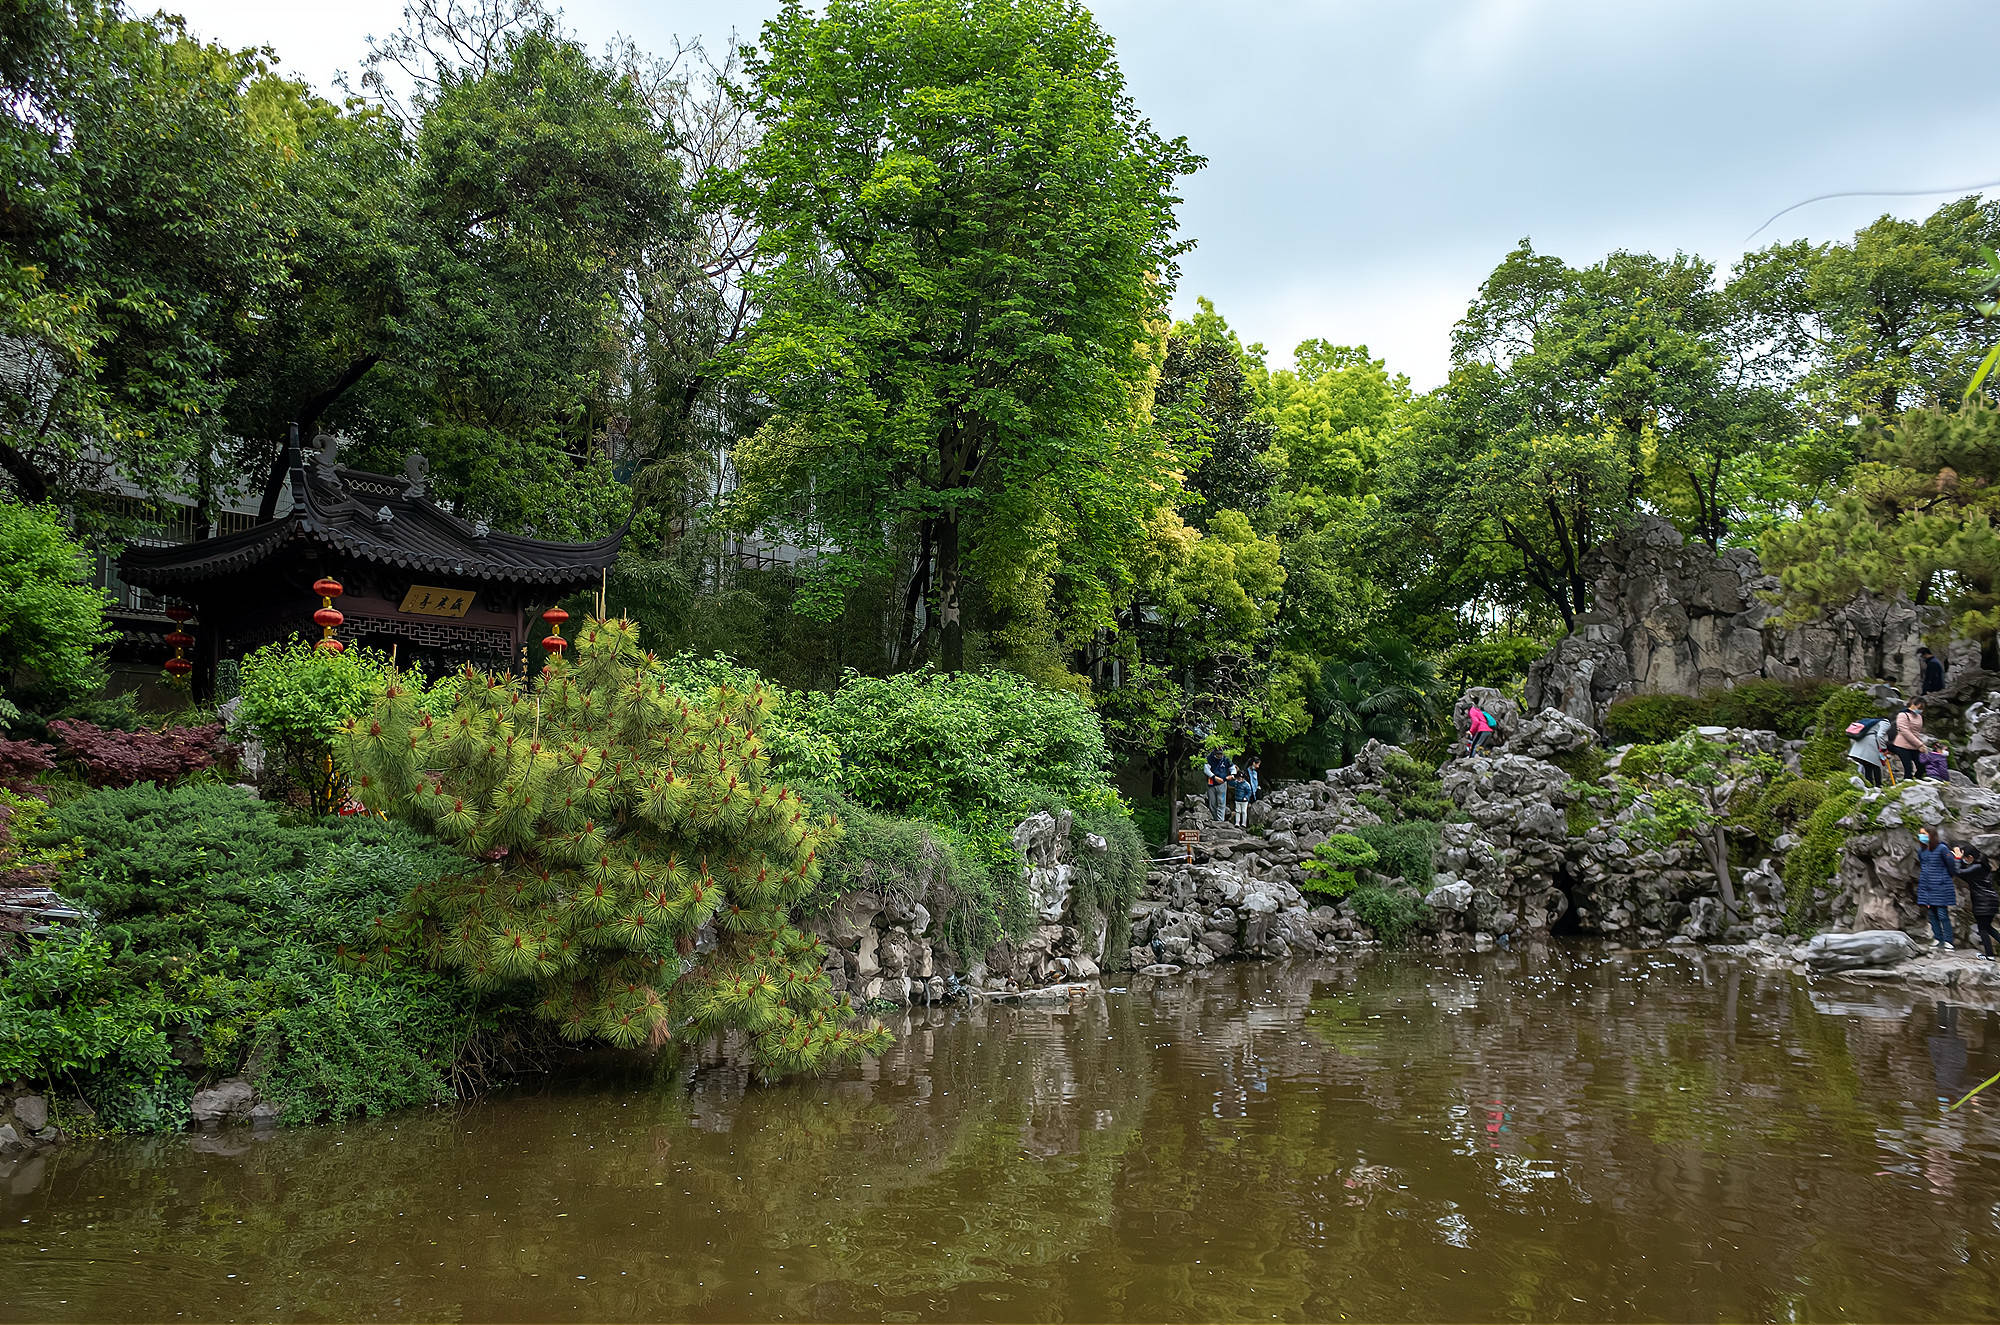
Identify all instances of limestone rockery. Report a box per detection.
[1128,696,1799,958]
[809,808,1124,1004]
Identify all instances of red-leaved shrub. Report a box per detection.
[46,720,229,788]
[0,738,57,793]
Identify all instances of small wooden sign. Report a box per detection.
[1176,829,1202,844]
[399,585,475,618]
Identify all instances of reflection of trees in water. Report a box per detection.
[7,952,2000,1320]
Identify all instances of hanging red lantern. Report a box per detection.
[312,576,345,652]
[162,605,195,681]
[541,606,569,655]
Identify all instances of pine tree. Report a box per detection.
[336,616,891,1076]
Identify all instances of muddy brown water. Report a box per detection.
[5,947,2000,1322]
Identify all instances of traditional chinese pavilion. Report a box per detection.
[118,435,624,698]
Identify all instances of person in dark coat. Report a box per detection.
[1919,646,1946,695]
[1916,825,1960,948]
[1960,843,2000,960]
[1203,748,1232,823]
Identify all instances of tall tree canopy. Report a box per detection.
[724,0,1202,672]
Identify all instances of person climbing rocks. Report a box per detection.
[1226,763,1251,827]
[1204,747,1232,824]
[1465,702,1494,757]
[1957,843,1998,961]
[1891,698,1928,783]
[1920,646,1946,695]
[1916,825,1960,950]
[1848,714,1890,787]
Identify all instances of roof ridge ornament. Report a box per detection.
[312,432,341,484]
[401,451,429,500]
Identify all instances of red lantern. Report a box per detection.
[312,576,345,651]
[541,606,569,655]
[162,604,195,683]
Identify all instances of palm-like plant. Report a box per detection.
[1299,636,1448,768]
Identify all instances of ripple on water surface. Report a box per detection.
[4,946,2000,1321]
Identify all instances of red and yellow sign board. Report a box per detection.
[399,585,475,618]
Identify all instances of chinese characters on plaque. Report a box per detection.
[398,585,476,618]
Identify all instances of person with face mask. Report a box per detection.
[1916,825,1960,948]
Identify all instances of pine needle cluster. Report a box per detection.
[336,615,891,1076]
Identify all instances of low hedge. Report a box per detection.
[1604,680,1843,745]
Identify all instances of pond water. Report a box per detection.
[6,947,2000,1321]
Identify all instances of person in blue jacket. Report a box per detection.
[1915,825,1960,949]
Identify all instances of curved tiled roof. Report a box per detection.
[119,458,625,590]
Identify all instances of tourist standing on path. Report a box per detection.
[1204,748,1231,824]
[1916,825,1960,949]
[1245,755,1261,809]
[1465,702,1494,757]
[1920,646,1946,695]
[1848,715,1891,787]
[1226,763,1250,827]
[1891,699,1928,782]
[1960,844,1999,961]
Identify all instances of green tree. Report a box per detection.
[1732,196,2000,436]
[0,499,116,705]
[0,1,290,504]
[1152,300,1277,529]
[339,616,891,1074]
[1615,731,1783,920]
[1762,402,2000,640]
[1097,507,1304,829]
[724,0,1202,672]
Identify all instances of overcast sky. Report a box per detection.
[164,0,2000,388]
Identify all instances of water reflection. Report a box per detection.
[3,947,1999,1321]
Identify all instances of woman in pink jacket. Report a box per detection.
[1890,699,1927,782]
[1465,703,1494,757]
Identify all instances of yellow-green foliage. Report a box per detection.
[338,616,891,1076]
[1782,784,1864,932]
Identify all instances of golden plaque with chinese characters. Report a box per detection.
[398,585,476,618]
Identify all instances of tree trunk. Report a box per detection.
[0,438,49,504]
[1710,826,1737,919]
[938,512,963,673]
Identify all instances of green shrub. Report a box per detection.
[236,638,402,812]
[245,947,466,1125]
[1302,833,1379,899]
[1744,774,1830,846]
[0,499,119,707]
[803,667,1120,821]
[1798,687,1893,780]
[1355,819,1440,892]
[0,925,191,1131]
[652,652,841,781]
[1438,634,1549,694]
[1378,750,1449,821]
[41,782,454,983]
[1782,785,1864,932]
[1709,679,1840,738]
[1348,884,1425,946]
[1603,694,1704,745]
[1549,743,1609,786]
